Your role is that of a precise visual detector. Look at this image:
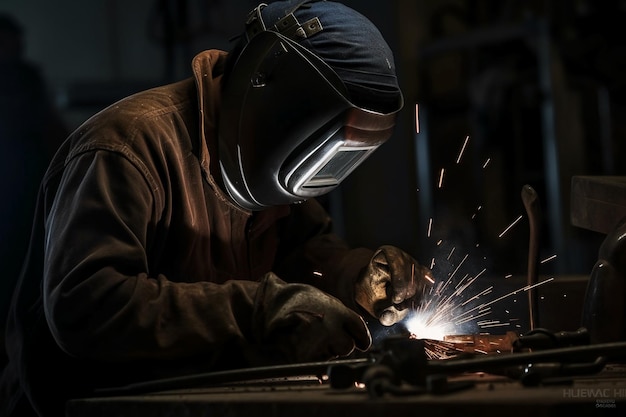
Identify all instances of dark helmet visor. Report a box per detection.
[218,29,402,210]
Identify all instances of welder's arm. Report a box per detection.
[43,151,259,368]
[253,273,371,363]
[273,201,433,326]
[44,151,367,370]
[355,245,434,326]
[272,199,375,311]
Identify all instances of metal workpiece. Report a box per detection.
[91,329,625,397]
[67,367,626,417]
[67,331,626,416]
[328,333,626,398]
[443,331,519,354]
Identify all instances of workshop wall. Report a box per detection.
[392,0,625,278]
[0,0,254,126]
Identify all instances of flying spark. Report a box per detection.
[415,104,420,133]
[471,205,482,220]
[402,132,557,358]
[405,259,555,346]
[540,254,557,264]
[456,135,470,164]
[498,215,523,238]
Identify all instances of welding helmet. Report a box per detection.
[218,0,403,210]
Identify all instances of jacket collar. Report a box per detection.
[191,49,227,183]
[191,49,291,221]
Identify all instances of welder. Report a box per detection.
[0,1,433,416]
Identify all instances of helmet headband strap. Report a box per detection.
[245,1,324,42]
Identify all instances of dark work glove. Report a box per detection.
[254,273,372,364]
[355,245,434,326]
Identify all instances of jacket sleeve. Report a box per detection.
[44,150,261,370]
[273,198,374,312]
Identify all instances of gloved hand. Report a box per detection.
[355,245,434,326]
[254,273,372,364]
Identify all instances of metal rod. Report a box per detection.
[94,357,372,396]
[427,341,626,374]
[522,184,541,330]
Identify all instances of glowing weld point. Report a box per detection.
[498,215,523,238]
[405,312,454,341]
[540,254,557,264]
[456,135,470,164]
[438,168,445,188]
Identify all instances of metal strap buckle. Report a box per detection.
[245,3,268,41]
[273,13,323,40]
[245,2,323,42]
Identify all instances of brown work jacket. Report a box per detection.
[0,49,374,417]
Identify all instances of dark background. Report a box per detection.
[1,0,624,346]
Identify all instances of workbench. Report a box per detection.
[66,364,626,416]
